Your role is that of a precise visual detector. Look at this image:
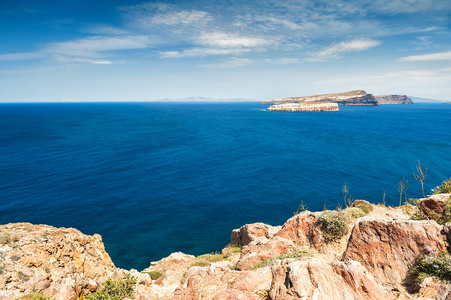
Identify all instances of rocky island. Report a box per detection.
[267,102,339,112]
[2,179,451,299]
[375,95,414,104]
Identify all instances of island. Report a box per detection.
[267,102,339,112]
[375,94,414,104]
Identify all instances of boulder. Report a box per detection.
[342,218,447,285]
[172,263,272,300]
[269,257,392,300]
[418,194,451,215]
[236,237,296,271]
[275,211,320,247]
[231,222,281,246]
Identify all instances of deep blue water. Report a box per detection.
[0,102,450,270]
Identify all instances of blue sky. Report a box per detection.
[1,0,450,102]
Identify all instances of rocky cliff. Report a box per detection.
[2,194,451,299]
[267,102,339,112]
[375,95,414,104]
[260,90,380,106]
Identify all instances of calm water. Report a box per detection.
[0,102,450,270]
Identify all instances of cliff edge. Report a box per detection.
[2,194,451,299]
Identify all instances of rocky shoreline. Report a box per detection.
[267,102,339,112]
[2,193,451,299]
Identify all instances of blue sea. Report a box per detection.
[0,102,450,270]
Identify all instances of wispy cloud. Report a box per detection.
[201,57,254,68]
[197,32,272,48]
[83,25,129,35]
[160,48,251,58]
[46,35,152,57]
[398,51,451,62]
[0,52,45,61]
[314,38,381,60]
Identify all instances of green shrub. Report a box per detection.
[410,252,451,282]
[18,271,30,281]
[351,200,373,214]
[87,274,137,300]
[319,210,350,244]
[0,234,11,244]
[345,207,366,219]
[222,244,242,258]
[253,247,314,269]
[191,253,224,267]
[14,293,52,300]
[434,178,451,194]
[142,271,162,280]
[10,255,20,262]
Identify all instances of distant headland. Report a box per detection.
[260,90,414,111]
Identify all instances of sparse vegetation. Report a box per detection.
[294,199,308,215]
[410,252,451,282]
[346,207,366,219]
[142,271,162,280]
[414,160,428,198]
[398,177,409,206]
[14,293,52,300]
[0,234,11,244]
[253,246,315,269]
[222,244,242,258]
[191,252,225,267]
[10,255,20,262]
[86,274,137,300]
[411,196,451,224]
[434,178,451,194]
[351,200,373,214]
[318,210,350,244]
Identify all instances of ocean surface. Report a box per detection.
[1,102,450,270]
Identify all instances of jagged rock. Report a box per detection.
[172,263,272,299]
[413,277,451,299]
[342,218,447,285]
[269,257,392,300]
[275,211,321,247]
[418,194,451,215]
[0,223,116,300]
[236,236,296,271]
[375,95,414,104]
[231,222,281,246]
[143,252,195,274]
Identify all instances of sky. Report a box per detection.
[1,0,451,102]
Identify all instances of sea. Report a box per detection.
[0,102,450,270]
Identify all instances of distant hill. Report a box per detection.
[259,90,380,106]
[375,95,413,104]
[409,96,448,103]
[153,96,256,102]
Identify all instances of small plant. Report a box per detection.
[87,274,137,300]
[142,271,162,280]
[14,293,52,300]
[380,190,387,207]
[18,271,30,281]
[414,160,428,198]
[0,265,5,275]
[434,178,451,194]
[222,244,242,258]
[398,177,409,207]
[294,199,308,215]
[345,207,366,219]
[10,255,20,262]
[253,246,314,269]
[351,200,374,214]
[318,210,350,244]
[45,267,51,274]
[256,289,271,300]
[342,182,353,208]
[410,252,451,282]
[0,234,11,244]
[191,253,225,267]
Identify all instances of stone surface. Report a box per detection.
[375,95,414,104]
[231,222,281,246]
[269,257,392,300]
[267,102,339,112]
[342,218,447,285]
[0,223,116,300]
[418,194,451,215]
[275,211,321,247]
[236,236,296,271]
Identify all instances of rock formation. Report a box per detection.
[3,194,451,299]
[375,95,414,104]
[267,102,339,112]
[260,90,380,106]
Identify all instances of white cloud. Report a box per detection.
[83,25,129,35]
[150,10,213,26]
[46,35,152,57]
[201,57,254,68]
[160,48,251,58]
[398,51,451,62]
[0,52,44,61]
[265,58,300,64]
[315,38,381,59]
[197,32,272,48]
